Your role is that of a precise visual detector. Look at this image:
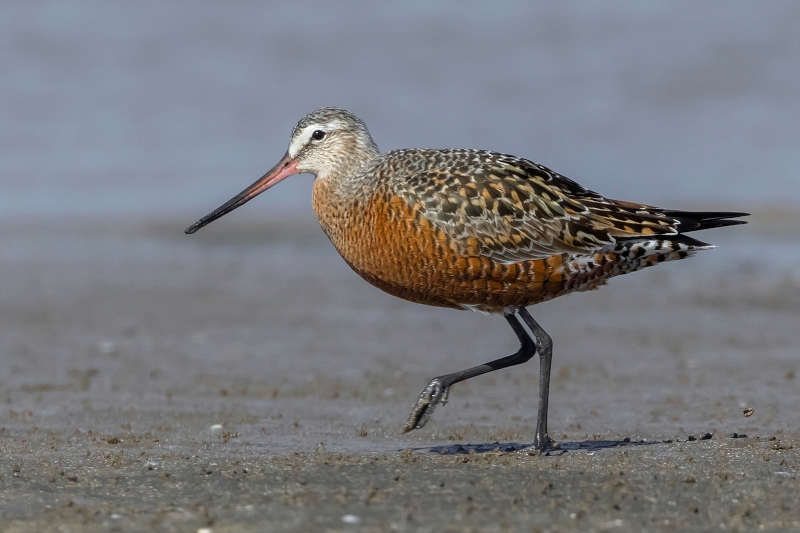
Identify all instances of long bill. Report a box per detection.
[185,152,299,234]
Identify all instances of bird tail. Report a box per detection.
[559,211,747,296]
[662,210,749,233]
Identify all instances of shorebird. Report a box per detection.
[186,108,747,451]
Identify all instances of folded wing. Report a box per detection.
[392,150,747,263]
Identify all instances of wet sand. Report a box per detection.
[1,213,799,531]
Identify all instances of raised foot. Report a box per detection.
[402,378,450,432]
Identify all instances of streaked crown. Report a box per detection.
[287,107,380,179]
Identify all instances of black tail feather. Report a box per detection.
[661,210,749,233]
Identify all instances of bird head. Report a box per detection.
[185,107,379,234]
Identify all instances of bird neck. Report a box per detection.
[326,139,380,177]
[312,147,380,240]
[320,148,381,199]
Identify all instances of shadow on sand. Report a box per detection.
[416,433,718,456]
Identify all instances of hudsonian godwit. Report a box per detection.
[186,107,747,452]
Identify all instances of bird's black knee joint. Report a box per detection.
[536,332,553,357]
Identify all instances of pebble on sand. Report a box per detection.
[342,514,361,524]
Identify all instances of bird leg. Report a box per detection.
[403,311,548,447]
[518,307,554,452]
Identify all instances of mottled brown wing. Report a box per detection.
[391,149,679,263]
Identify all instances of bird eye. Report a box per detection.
[311,130,325,141]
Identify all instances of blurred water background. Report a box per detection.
[1,1,798,222]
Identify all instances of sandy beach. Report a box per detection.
[0,212,798,531]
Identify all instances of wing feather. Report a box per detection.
[389,149,684,263]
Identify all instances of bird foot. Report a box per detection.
[402,378,450,432]
[528,433,557,454]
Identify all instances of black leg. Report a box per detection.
[518,307,553,451]
[403,310,544,444]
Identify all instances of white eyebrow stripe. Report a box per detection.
[288,125,316,157]
[287,119,351,157]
